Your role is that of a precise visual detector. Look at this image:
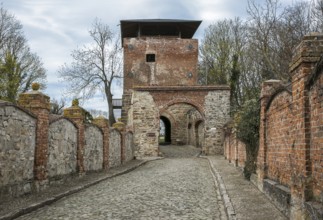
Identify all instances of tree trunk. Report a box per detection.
[105,86,116,126]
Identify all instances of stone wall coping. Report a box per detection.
[23,90,50,97]
[125,130,133,134]
[109,127,134,135]
[134,85,230,91]
[110,127,122,135]
[85,123,104,135]
[0,100,37,119]
[49,114,78,129]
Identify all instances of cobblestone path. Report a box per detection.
[17,146,226,220]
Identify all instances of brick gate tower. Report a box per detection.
[120,19,230,157]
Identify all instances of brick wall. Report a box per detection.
[265,89,293,186]
[121,31,231,156]
[256,33,323,219]
[123,37,198,91]
[121,37,199,123]
[223,129,246,168]
[308,59,323,204]
[0,90,134,198]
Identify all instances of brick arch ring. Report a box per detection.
[158,98,205,119]
[159,110,177,127]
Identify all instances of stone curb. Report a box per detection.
[200,156,237,220]
[0,158,163,220]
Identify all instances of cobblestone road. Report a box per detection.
[17,146,226,220]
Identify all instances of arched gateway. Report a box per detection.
[120,19,230,158]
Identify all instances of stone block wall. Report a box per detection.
[48,118,77,179]
[129,87,230,157]
[167,103,198,144]
[196,121,204,148]
[0,102,36,197]
[84,125,104,172]
[109,129,122,168]
[132,91,159,158]
[0,90,134,198]
[187,108,204,146]
[204,90,231,155]
[125,132,134,162]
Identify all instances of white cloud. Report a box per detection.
[2,0,302,112]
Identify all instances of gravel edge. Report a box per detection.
[201,156,236,220]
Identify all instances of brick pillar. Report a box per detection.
[257,79,283,192]
[289,33,323,219]
[113,120,126,163]
[18,83,50,190]
[64,99,85,174]
[93,116,110,170]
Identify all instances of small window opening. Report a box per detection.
[146,54,155,62]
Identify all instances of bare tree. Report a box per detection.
[199,18,251,112]
[0,6,46,102]
[59,19,122,125]
[199,19,233,85]
[311,0,323,31]
[247,0,284,80]
[247,0,314,82]
[50,98,66,115]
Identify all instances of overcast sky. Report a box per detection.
[2,0,299,113]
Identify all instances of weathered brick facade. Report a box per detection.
[123,37,198,89]
[121,20,231,157]
[223,33,323,219]
[257,34,323,219]
[223,128,246,168]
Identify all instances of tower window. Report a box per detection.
[146,54,155,62]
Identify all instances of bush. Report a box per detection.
[235,99,260,179]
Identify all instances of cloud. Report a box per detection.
[1,0,268,112]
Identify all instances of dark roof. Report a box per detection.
[120,19,202,40]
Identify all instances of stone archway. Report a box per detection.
[161,103,203,145]
[129,88,230,157]
[160,116,171,145]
